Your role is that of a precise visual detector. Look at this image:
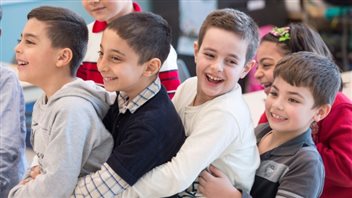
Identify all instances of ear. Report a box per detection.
[193,41,199,64]
[313,104,331,122]
[143,58,161,77]
[56,48,73,68]
[240,59,256,79]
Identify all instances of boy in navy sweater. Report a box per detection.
[72,12,185,197]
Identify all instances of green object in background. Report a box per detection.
[325,6,352,20]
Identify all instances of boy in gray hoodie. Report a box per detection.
[9,6,114,198]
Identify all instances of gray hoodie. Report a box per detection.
[9,78,114,198]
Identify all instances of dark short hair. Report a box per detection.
[198,8,259,64]
[274,51,341,107]
[107,12,171,65]
[28,6,88,76]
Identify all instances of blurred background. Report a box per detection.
[1,0,351,89]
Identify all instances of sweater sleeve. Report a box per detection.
[8,101,97,198]
[123,110,238,197]
[0,68,26,197]
[316,102,352,187]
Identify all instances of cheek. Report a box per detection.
[106,3,120,15]
[195,59,206,74]
[267,68,275,80]
[122,67,141,79]
[226,67,241,80]
[264,98,272,111]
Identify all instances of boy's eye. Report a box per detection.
[288,98,299,103]
[97,50,103,57]
[111,56,121,62]
[204,53,214,59]
[226,59,237,66]
[22,39,35,45]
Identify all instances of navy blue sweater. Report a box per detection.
[103,87,185,185]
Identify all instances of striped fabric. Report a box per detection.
[118,78,161,114]
[72,163,128,198]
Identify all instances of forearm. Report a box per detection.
[131,115,237,197]
[8,173,77,198]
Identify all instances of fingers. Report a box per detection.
[209,165,226,178]
[198,184,205,195]
[200,169,212,182]
[199,171,208,196]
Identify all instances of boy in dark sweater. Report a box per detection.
[72,12,185,197]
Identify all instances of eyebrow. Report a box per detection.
[287,91,305,99]
[272,84,305,99]
[22,33,39,40]
[100,44,126,56]
[259,57,274,64]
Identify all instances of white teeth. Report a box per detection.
[207,74,222,81]
[103,77,117,81]
[17,61,28,65]
[271,113,285,120]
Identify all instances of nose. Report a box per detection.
[254,66,263,80]
[15,41,22,54]
[271,97,284,111]
[97,56,108,73]
[211,59,224,72]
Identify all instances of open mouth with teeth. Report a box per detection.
[206,74,224,84]
[270,112,287,121]
[17,60,29,68]
[103,77,118,82]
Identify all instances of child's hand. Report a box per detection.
[29,165,42,180]
[199,165,242,198]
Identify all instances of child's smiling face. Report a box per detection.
[194,27,252,104]
[265,76,322,135]
[97,29,148,99]
[15,18,61,86]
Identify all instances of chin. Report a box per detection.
[103,86,115,92]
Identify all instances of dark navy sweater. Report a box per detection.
[103,87,185,185]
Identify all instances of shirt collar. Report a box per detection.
[92,20,107,33]
[118,77,161,114]
[92,2,142,33]
[257,123,315,157]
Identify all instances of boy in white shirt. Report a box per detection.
[120,8,261,197]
